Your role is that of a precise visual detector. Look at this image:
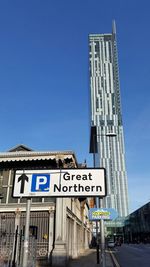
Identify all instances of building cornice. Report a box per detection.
[0,150,77,163]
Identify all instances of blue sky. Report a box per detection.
[0,0,150,212]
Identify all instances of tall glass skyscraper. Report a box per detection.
[89,22,129,217]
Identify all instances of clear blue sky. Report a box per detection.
[0,0,150,213]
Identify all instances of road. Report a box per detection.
[112,243,150,267]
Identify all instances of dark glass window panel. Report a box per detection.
[20,198,28,203]
[100,120,105,126]
[8,187,18,203]
[2,171,9,186]
[107,120,113,126]
[32,197,42,203]
[44,197,56,203]
[96,98,99,109]
[95,42,99,53]
[1,187,7,203]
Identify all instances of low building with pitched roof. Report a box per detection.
[0,145,92,266]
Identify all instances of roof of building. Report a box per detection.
[0,144,78,164]
[8,144,33,152]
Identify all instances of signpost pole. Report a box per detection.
[89,205,118,266]
[99,198,106,267]
[96,197,100,264]
[22,198,31,267]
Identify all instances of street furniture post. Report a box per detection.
[22,198,31,267]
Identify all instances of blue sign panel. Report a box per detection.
[31,174,50,192]
[89,208,118,221]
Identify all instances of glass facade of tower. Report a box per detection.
[89,23,129,217]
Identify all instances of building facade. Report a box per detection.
[124,202,150,244]
[0,145,92,266]
[89,22,129,217]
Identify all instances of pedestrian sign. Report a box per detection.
[13,168,106,198]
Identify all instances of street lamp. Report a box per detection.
[90,126,117,267]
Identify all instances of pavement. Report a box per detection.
[0,249,114,267]
[68,249,114,267]
[36,248,114,267]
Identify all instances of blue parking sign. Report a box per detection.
[31,174,50,192]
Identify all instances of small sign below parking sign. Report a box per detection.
[89,208,118,221]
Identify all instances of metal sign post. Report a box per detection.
[100,198,106,267]
[89,126,117,267]
[89,208,118,267]
[95,197,106,267]
[96,197,100,264]
[22,198,31,267]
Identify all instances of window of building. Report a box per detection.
[107,120,113,126]
[108,41,112,62]
[1,187,7,203]
[8,187,18,203]
[95,42,99,53]
[101,77,104,88]
[100,120,105,126]
[32,198,42,203]
[44,197,56,203]
[2,171,9,186]
[96,98,99,110]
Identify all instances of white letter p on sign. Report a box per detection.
[36,176,47,190]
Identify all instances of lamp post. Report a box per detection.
[90,126,117,267]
